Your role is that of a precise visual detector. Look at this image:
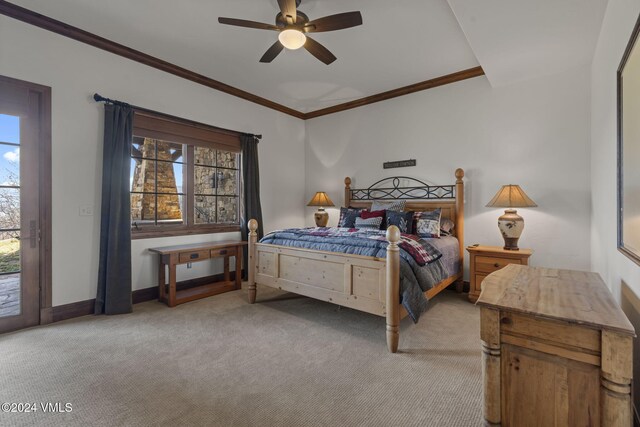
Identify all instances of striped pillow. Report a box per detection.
[355,216,383,230]
[371,200,406,212]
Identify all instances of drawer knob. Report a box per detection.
[220,249,228,255]
[494,263,500,268]
[190,253,199,259]
[500,317,512,325]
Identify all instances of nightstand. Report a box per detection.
[466,245,533,303]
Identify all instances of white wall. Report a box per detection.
[0,17,307,306]
[305,67,592,278]
[591,0,640,300]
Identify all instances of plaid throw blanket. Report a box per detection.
[260,227,441,266]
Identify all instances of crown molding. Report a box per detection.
[304,66,484,119]
[0,0,485,121]
[0,0,305,119]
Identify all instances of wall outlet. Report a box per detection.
[79,205,94,216]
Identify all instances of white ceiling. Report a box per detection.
[8,0,608,112]
[447,0,609,87]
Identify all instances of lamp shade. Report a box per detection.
[307,192,335,207]
[485,185,537,208]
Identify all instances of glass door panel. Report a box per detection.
[0,114,21,318]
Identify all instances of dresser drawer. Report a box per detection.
[476,255,521,274]
[179,250,210,263]
[211,247,236,258]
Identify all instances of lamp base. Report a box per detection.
[314,209,329,227]
[498,209,524,251]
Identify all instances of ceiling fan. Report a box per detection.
[218,0,363,65]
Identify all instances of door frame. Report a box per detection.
[0,75,52,328]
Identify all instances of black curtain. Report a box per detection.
[95,104,133,315]
[241,134,264,278]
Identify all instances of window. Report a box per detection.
[129,112,242,239]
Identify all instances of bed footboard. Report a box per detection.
[247,219,401,353]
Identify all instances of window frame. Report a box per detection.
[130,111,242,240]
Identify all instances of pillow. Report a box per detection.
[360,210,385,220]
[338,207,364,228]
[355,216,383,230]
[440,218,455,235]
[371,200,406,212]
[386,210,415,234]
[415,209,442,238]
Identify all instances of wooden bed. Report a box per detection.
[247,168,465,353]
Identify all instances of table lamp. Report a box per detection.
[307,192,335,227]
[486,185,537,250]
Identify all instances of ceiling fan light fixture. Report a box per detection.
[278,29,306,50]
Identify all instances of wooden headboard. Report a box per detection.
[344,169,465,265]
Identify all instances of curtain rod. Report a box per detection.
[93,93,262,140]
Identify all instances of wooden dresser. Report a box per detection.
[477,264,635,426]
[467,245,532,303]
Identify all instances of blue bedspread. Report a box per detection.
[259,227,458,322]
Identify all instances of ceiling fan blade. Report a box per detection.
[277,0,297,24]
[218,17,279,31]
[260,41,285,63]
[304,11,363,33]
[304,36,337,65]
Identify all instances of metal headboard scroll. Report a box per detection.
[350,176,455,201]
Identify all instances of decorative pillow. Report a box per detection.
[386,210,415,234]
[415,208,442,238]
[355,216,383,230]
[360,210,385,220]
[338,207,364,228]
[370,200,406,212]
[440,218,455,235]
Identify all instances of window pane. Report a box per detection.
[217,150,237,169]
[217,197,238,223]
[0,272,20,317]
[194,146,215,166]
[131,193,156,223]
[0,145,20,184]
[157,141,184,163]
[0,238,20,274]
[156,161,183,195]
[157,194,184,224]
[0,188,20,231]
[194,165,216,195]
[195,196,216,224]
[131,137,155,159]
[217,169,238,196]
[0,114,20,144]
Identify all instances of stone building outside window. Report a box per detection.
[129,111,242,239]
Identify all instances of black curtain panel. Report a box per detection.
[241,134,264,278]
[95,104,134,315]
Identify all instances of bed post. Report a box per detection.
[248,219,258,304]
[386,225,401,353]
[344,177,352,206]
[455,168,465,292]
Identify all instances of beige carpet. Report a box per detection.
[0,285,483,427]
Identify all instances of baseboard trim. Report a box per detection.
[52,299,95,322]
[51,270,244,323]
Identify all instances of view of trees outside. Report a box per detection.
[0,114,20,274]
